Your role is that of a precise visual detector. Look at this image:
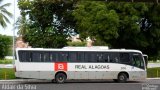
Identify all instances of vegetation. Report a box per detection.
[147,67,160,78]
[17,0,160,60]
[0,35,12,59]
[67,41,86,46]
[17,0,76,48]
[0,0,12,28]
[0,68,15,80]
[0,59,12,64]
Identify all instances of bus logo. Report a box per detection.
[55,62,67,71]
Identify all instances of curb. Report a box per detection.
[0,79,44,82]
[147,78,160,80]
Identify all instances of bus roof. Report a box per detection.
[16,47,142,53]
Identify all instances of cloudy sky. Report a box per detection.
[0,0,20,36]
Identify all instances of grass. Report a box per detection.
[147,67,160,78]
[0,59,13,64]
[0,68,15,80]
[0,68,159,80]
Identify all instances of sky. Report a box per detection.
[0,0,20,36]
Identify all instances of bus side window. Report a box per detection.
[31,52,42,62]
[109,52,119,63]
[77,52,84,62]
[58,51,68,62]
[42,52,50,62]
[91,52,98,62]
[50,52,58,62]
[18,51,30,62]
[68,52,77,62]
[85,52,91,62]
[103,53,109,62]
[120,53,130,64]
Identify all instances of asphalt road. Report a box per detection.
[0,79,160,90]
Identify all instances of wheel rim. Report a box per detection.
[119,75,125,81]
[58,76,64,82]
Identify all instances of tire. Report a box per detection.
[113,79,118,82]
[117,73,127,83]
[55,73,66,84]
[51,79,55,83]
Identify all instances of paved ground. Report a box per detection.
[148,63,160,68]
[0,79,160,90]
[0,64,13,68]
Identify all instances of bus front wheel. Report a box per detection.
[117,73,127,83]
[55,73,67,84]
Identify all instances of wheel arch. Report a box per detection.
[55,71,67,79]
[118,71,129,79]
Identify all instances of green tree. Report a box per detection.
[0,0,12,28]
[73,1,160,59]
[17,0,76,48]
[0,34,12,59]
[73,1,119,45]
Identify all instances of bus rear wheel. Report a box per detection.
[55,73,67,84]
[117,73,127,83]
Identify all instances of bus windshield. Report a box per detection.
[132,53,145,69]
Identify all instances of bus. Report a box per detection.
[15,47,147,83]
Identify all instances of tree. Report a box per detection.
[73,1,119,45]
[0,0,12,28]
[17,0,76,48]
[73,1,160,59]
[0,34,12,59]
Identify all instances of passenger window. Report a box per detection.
[97,53,104,62]
[68,52,77,62]
[31,52,41,62]
[109,53,119,63]
[42,52,50,62]
[58,52,68,62]
[103,53,110,62]
[85,52,92,62]
[18,51,30,62]
[120,53,130,64]
[50,52,58,62]
[77,52,84,62]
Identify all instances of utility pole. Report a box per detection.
[12,0,16,65]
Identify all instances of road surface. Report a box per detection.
[0,79,160,90]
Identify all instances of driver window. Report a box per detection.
[132,53,144,69]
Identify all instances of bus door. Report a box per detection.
[130,53,145,79]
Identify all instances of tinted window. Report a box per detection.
[77,52,84,62]
[58,52,68,62]
[18,51,30,62]
[31,52,41,62]
[109,52,119,63]
[102,53,110,62]
[68,52,77,62]
[96,53,104,62]
[120,53,130,64]
[42,52,50,62]
[50,52,58,62]
[84,52,91,62]
[131,53,145,69]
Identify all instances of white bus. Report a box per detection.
[15,47,147,83]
